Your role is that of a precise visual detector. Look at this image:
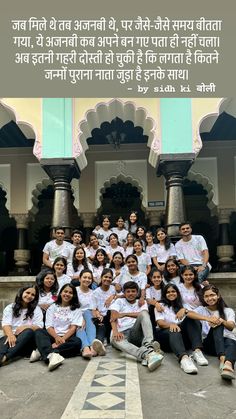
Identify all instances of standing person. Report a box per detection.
[0,286,43,366]
[67,246,92,281]
[155,284,208,374]
[125,211,140,234]
[163,258,181,285]
[133,239,152,276]
[52,257,71,291]
[93,215,112,247]
[175,222,210,283]
[111,216,128,246]
[110,281,163,371]
[145,231,158,267]
[37,269,58,314]
[35,284,82,371]
[154,228,176,271]
[124,233,135,257]
[187,285,236,380]
[91,268,116,346]
[42,227,70,269]
[75,269,104,359]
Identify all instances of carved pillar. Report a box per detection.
[217,208,234,271]
[13,214,30,275]
[81,212,96,244]
[145,209,165,231]
[157,158,193,238]
[40,158,81,239]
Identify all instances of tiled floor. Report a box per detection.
[61,349,143,419]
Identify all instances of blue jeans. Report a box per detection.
[76,310,96,349]
[192,264,210,283]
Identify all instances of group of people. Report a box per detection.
[1,212,235,381]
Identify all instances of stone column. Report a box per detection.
[40,158,81,239]
[81,212,96,244]
[157,158,194,238]
[217,208,234,271]
[145,209,165,232]
[13,214,30,275]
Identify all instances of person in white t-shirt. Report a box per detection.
[34,284,82,371]
[52,257,71,291]
[163,258,181,286]
[175,222,210,283]
[155,283,208,374]
[67,246,92,283]
[91,268,116,346]
[42,227,71,269]
[37,269,59,315]
[133,239,152,276]
[186,284,236,381]
[106,233,125,261]
[177,265,202,310]
[110,281,163,371]
[0,286,43,366]
[154,228,176,271]
[67,229,85,264]
[93,215,112,248]
[146,268,165,330]
[111,216,128,246]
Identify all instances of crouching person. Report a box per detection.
[34,284,82,371]
[110,281,163,371]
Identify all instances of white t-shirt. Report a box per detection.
[168,276,181,286]
[38,291,58,306]
[115,270,147,290]
[110,298,148,331]
[93,228,112,247]
[91,285,116,316]
[146,244,158,258]
[146,286,162,302]
[76,287,94,311]
[92,264,110,284]
[175,235,208,265]
[45,304,83,335]
[43,240,71,264]
[57,274,71,291]
[177,283,201,310]
[67,262,93,278]
[155,303,183,325]
[106,245,125,258]
[194,306,236,341]
[111,227,128,246]
[124,246,134,257]
[155,243,176,263]
[2,304,43,333]
[136,253,152,273]
[85,246,105,259]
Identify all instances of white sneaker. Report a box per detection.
[47,353,64,371]
[147,351,163,372]
[180,356,198,374]
[29,349,41,363]
[192,350,208,366]
[92,339,106,356]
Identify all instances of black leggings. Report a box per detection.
[0,329,36,361]
[93,311,111,343]
[35,329,81,362]
[155,318,203,360]
[203,325,236,367]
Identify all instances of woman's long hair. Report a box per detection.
[109,251,125,268]
[56,284,80,311]
[156,227,171,250]
[161,284,183,313]
[148,268,165,294]
[180,265,202,293]
[72,246,89,272]
[92,248,109,268]
[201,284,227,320]
[13,285,39,319]
[163,258,180,282]
[37,269,58,296]
[53,256,67,274]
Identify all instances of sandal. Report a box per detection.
[221,365,235,380]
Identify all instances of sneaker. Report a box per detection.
[152,341,164,355]
[92,339,106,356]
[47,353,64,371]
[29,349,41,363]
[180,356,198,374]
[192,350,208,366]
[146,351,163,372]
